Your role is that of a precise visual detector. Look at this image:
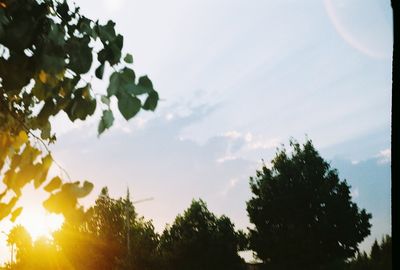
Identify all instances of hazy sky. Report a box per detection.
[0,0,393,263]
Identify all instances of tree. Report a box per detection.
[0,0,158,223]
[54,187,159,270]
[246,139,372,270]
[159,199,246,270]
[346,235,392,270]
[6,225,32,264]
[369,235,392,270]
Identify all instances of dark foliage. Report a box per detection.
[159,199,246,270]
[246,139,372,270]
[346,235,392,270]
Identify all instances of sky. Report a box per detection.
[0,0,393,263]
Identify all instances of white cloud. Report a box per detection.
[165,113,174,121]
[247,138,280,150]
[244,132,253,142]
[376,148,391,164]
[223,130,242,139]
[222,130,280,150]
[216,155,238,163]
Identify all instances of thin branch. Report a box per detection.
[2,103,72,181]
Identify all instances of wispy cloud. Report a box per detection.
[222,130,280,149]
[216,155,238,164]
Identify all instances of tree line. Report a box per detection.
[0,1,392,269]
[3,141,391,270]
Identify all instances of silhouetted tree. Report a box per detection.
[6,225,31,264]
[54,187,159,270]
[246,139,372,270]
[159,199,246,270]
[347,235,392,270]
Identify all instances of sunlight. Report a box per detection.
[11,185,65,241]
[16,204,64,241]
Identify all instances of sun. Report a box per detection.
[17,205,64,240]
[12,185,64,240]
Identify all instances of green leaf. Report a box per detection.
[1,15,34,51]
[31,80,48,101]
[66,36,93,74]
[117,93,141,120]
[98,34,123,65]
[0,10,10,25]
[57,1,70,21]
[37,100,57,125]
[40,121,52,140]
[124,53,133,64]
[96,20,116,43]
[48,23,65,46]
[143,91,159,111]
[100,95,110,106]
[79,18,97,39]
[95,63,105,79]
[107,68,135,97]
[98,110,114,134]
[127,75,154,95]
[65,85,97,121]
[42,54,66,74]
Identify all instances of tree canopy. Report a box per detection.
[0,0,159,223]
[346,235,392,270]
[54,187,159,270]
[159,199,246,270]
[246,139,372,269]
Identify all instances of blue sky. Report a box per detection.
[0,0,393,262]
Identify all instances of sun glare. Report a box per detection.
[11,185,65,241]
[16,205,64,240]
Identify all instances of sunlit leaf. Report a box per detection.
[39,70,47,83]
[62,181,94,198]
[34,154,53,189]
[11,131,28,149]
[0,196,18,220]
[10,207,22,222]
[44,176,63,193]
[43,190,76,216]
